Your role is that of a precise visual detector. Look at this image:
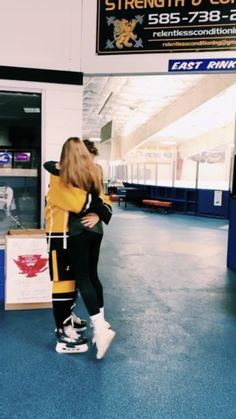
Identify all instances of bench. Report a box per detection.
[110,187,148,208]
[142,199,173,213]
[109,194,127,207]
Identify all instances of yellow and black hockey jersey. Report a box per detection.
[44,161,112,248]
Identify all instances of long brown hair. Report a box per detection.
[59,137,102,194]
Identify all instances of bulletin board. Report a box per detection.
[5,229,52,310]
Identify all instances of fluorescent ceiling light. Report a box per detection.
[97,92,113,115]
[23,107,41,113]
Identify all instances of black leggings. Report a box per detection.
[67,231,103,316]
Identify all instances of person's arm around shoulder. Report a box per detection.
[97,193,112,225]
[43,161,60,176]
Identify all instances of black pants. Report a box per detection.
[48,237,77,329]
[67,230,103,316]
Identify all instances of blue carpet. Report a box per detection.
[1,206,236,419]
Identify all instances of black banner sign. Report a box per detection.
[96,0,236,54]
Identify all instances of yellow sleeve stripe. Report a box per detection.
[52,250,59,282]
[100,193,112,206]
[53,280,76,294]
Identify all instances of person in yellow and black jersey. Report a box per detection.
[44,137,115,358]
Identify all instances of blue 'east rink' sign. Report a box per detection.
[169,58,236,72]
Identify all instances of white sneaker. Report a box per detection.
[90,319,111,329]
[91,320,111,344]
[93,327,116,359]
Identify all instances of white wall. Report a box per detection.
[42,83,83,223]
[0,0,82,71]
[43,86,83,161]
[0,0,84,227]
[81,0,236,74]
[1,0,234,75]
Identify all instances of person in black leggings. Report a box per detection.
[68,232,103,316]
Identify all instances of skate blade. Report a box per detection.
[55,342,88,353]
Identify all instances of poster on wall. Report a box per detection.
[96,0,236,55]
[214,190,222,206]
[5,232,52,308]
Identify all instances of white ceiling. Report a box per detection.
[152,83,236,141]
[82,73,236,155]
[83,74,203,138]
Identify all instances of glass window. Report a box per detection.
[132,163,138,183]
[174,157,197,188]
[127,164,132,183]
[158,162,173,187]
[138,163,145,184]
[197,150,229,190]
[145,163,157,185]
[116,165,125,181]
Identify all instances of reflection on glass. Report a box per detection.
[13,152,31,169]
[127,164,132,183]
[158,162,172,187]
[132,163,138,183]
[0,151,13,168]
[0,176,39,241]
[175,158,197,188]
[145,163,157,185]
